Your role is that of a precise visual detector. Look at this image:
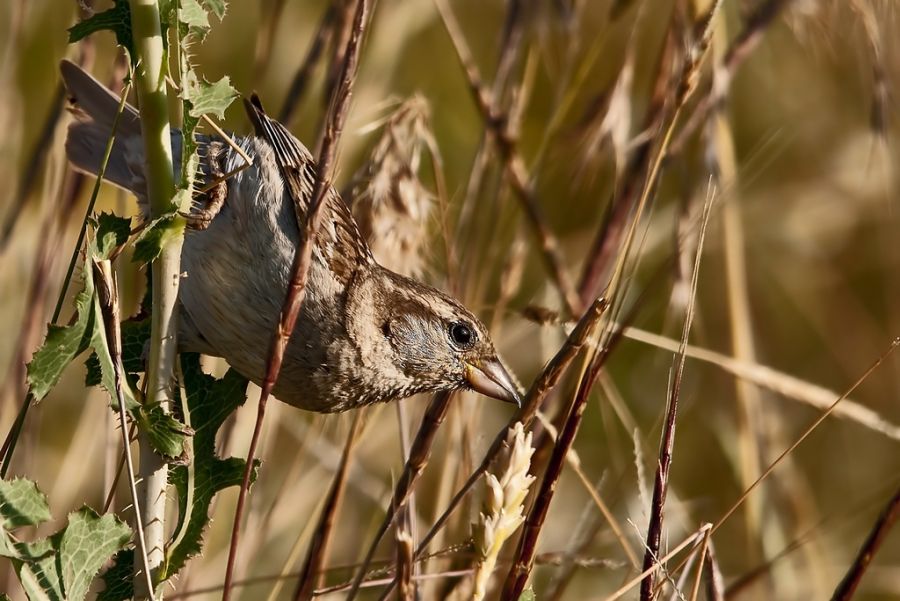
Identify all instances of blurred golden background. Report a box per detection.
[2,0,900,599]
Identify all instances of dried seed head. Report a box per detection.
[349,95,436,277]
[471,422,535,601]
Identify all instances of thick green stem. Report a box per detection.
[128,0,184,597]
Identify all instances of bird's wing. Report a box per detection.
[243,95,373,283]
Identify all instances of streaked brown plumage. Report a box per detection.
[60,60,520,412]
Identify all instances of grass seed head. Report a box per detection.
[350,95,435,277]
[471,422,535,600]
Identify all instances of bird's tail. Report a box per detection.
[60,60,144,193]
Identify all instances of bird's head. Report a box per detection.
[345,266,522,406]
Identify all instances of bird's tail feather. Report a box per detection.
[60,60,144,193]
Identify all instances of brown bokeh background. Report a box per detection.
[2,0,900,599]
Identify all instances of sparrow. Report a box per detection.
[60,60,520,413]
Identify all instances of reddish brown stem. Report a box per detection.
[278,1,339,125]
[0,84,65,250]
[705,540,725,601]
[323,0,357,113]
[221,1,370,599]
[831,483,900,601]
[413,298,607,561]
[499,337,610,599]
[577,24,676,305]
[369,298,606,600]
[638,199,709,599]
[345,391,454,601]
[293,410,364,600]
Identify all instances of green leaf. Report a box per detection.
[137,404,194,462]
[0,479,51,530]
[0,479,131,601]
[68,0,134,62]
[60,508,132,601]
[161,354,253,579]
[201,0,228,20]
[28,222,139,410]
[85,312,188,459]
[186,75,238,120]
[132,213,185,264]
[97,550,133,601]
[176,111,201,194]
[518,588,536,601]
[180,0,210,31]
[173,186,195,215]
[92,213,132,260]
[13,534,64,601]
[26,268,96,402]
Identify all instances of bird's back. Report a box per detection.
[60,60,373,410]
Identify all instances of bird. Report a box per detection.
[59,60,521,413]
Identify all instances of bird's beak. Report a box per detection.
[464,359,522,407]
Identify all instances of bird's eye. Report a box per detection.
[449,322,476,349]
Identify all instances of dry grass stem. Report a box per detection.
[576,21,676,305]
[322,0,358,115]
[163,550,622,599]
[687,528,711,601]
[668,0,794,157]
[0,72,132,477]
[0,83,66,250]
[623,326,900,440]
[542,488,612,601]
[712,338,900,537]
[252,0,288,81]
[604,0,722,320]
[603,523,712,601]
[451,0,527,286]
[579,49,634,180]
[502,308,618,598]
[639,184,715,598]
[262,493,331,601]
[848,0,887,138]
[6,2,899,599]
[500,278,662,595]
[0,22,97,250]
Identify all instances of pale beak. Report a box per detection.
[464,359,522,406]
